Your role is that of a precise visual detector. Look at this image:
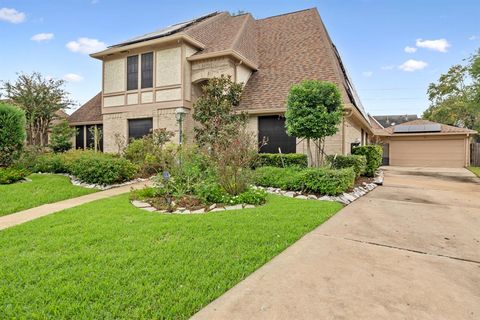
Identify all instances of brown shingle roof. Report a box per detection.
[68,92,102,124]
[238,8,367,122]
[384,119,477,135]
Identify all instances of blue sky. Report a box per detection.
[0,0,479,116]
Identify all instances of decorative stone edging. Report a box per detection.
[130,201,257,214]
[257,170,384,206]
[37,172,150,190]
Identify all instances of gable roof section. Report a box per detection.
[382,119,477,135]
[68,92,102,125]
[237,8,369,124]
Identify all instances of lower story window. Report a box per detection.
[258,115,296,154]
[128,118,153,140]
[75,126,84,149]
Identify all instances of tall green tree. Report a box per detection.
[423,49,480,137]
[2,72,73,146]
[285,80,343,166]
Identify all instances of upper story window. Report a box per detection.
[127,55,138,91]
[141,52,153,89]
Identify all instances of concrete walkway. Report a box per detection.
[0,181,151,230]
[192,167,480,319]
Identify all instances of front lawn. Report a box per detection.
[0,173,97,216]
[468,166,480,177]
[0,194,341,319]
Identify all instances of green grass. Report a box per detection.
[468,166,480,177]
[0,194,341,319]
[0,174,97,216]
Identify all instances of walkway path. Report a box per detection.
[0,181,151,230]
[192,167,480,319]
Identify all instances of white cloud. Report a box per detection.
[381,65,395,70]
[362,71,373,77]
[66,37,107,54]
[63,73,84,82]
[31,32,54,42]
[398,59,428,72]
[404,46,417,53]
[469,35,478,41]
[0,7,26,23]
[415,38,450,52]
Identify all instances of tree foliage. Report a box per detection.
[285,80,343,166]
[192,75,247,149]
[0,102,26,167]
[50,119,76,153]
[423,49,480,137]
[2,72,73,146]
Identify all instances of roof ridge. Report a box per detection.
[258,7,315,20]
[231,14,254,53]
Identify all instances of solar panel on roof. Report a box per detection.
[393,123,442,133]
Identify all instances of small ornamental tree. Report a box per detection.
[50,119,76,153]
[285,80,343,166]
[192,75,247,150]
[0,102,26,167]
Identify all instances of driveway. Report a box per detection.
[192,167,480,319]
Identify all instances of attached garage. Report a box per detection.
[378,120,476,168]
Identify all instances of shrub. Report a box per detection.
[124,128,174,177]
[326,154,367,177]
[255,153,308,168]
[235,187,268,205]
[28,150,138,185]
[352,145,383,177]
[302,167,355,195]
[253,166,305,191]
[12,145,46,171]
[50,120,76,153]
[68,152,138,185]
[0,103,26,167]
[0,167,29,184]
[253,166,355,195]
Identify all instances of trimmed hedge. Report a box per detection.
[253,166,355,195]
[326,154,367,177]
[0,103,26,167]
[0,167,29,184]
[32,150,138,185]
[255,153,308,168]
[352,145,383,177]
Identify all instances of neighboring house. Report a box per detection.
[373,119,476,167]
[373,114,418,128]
[68,93,103,151]
[69,8,372,157]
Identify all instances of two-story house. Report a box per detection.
[69,8,373,156]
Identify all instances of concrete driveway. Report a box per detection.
[192,167,480,320]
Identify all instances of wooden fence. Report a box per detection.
[471,143,480,166]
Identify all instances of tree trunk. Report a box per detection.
[306,138,314,167]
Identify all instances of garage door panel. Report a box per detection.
[390,139,465,167]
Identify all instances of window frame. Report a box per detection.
[141,52,154,89]
[127,55,139,91]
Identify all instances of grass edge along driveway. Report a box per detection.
[0,174,98,216]
[467,166,480,177]
[0,194,341,319]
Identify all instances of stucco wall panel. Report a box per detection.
[104,59,125,93]
[156,88,181,102]
[104,95,125,107]
[156,47,181,87]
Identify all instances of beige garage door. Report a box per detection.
[390,138,466,167]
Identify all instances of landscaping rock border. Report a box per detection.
[130,201,257,214]
[38,172,151,190]
[257,170,384,206]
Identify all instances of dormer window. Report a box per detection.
[141,52,153,89]
[127,55,138,91]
